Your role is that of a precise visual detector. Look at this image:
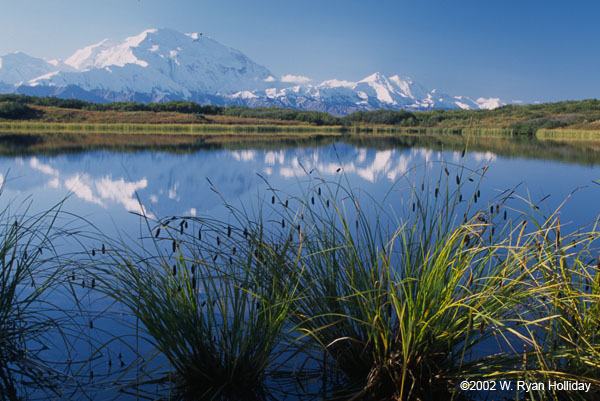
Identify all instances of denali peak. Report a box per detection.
[0,28,503,114]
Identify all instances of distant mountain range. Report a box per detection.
[0,28,503,115]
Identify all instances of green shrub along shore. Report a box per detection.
[3,162,600,401]
[0,94,599,135]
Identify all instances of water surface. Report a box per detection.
[2,135,600,399]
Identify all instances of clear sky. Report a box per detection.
[0,0,598,103]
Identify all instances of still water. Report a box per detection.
[1,136,600,399]
[2,139,599,237]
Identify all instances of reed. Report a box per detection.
[537,129,600,141]
[0,121,347,135]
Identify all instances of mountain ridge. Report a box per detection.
[0,28,503,115]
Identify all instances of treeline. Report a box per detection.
[216,99,600,128]
[346,100,600,128]
[0,95,344,126]
[221,106,343,125]
[0,95,223,115]
[0,101,37,120]
[1,94,599,132]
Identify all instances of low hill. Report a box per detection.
[1,95,599,135]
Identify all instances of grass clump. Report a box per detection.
[90,212,305,400]
[80,163,600,400]
[270,167,545,400]
[0,192,69,400]
[508,205,600,399]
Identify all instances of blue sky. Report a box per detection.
[0,0,598,103]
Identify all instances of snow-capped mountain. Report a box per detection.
[0,28,502,114]
[223,72,500,114]
[14,28,274,103]
[0,52,72,85]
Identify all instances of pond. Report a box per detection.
[3,136,599,232]
[1,134,600,400]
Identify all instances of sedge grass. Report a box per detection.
[74,161,600,401]
[0,188,72,400]
[87,208,307,400]
[257,163,555,400]
[0,122,347,135]
[500,194,600,399]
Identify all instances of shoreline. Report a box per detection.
[1,121,599,139]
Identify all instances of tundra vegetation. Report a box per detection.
[1,95,600,134]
